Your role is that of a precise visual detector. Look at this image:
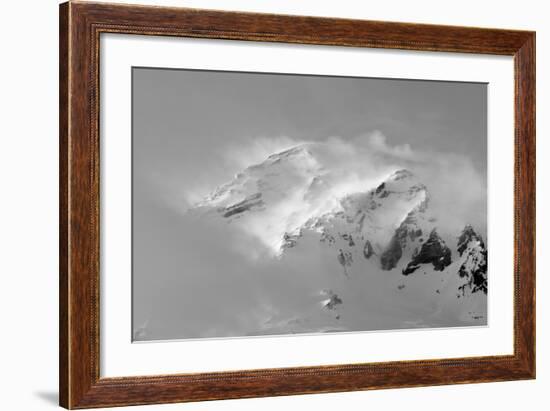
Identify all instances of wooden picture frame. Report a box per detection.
[59,1,535,408]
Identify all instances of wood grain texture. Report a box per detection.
[59,2,69,407]
[514,34,536,373]
[59,1,536,408]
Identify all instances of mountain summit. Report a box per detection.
[193,143,428,255]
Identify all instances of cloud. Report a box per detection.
[136,131,488,339]
[223,135,305,170]
[188,131,486,258]
[414,153,487,234]
[357,130,415,159]
[173,136,304,208]
[178,131,413,209]
[331,130,486,235]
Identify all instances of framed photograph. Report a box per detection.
[59,2,535,409]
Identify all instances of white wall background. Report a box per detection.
[0,0,546,410]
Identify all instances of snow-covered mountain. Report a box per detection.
[191,143,488,334]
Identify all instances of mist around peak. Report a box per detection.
[138,133,489,340]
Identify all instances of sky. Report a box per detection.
[132,67,487,341]
[132,67,487,207]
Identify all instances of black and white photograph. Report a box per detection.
[132,68,488,341]
[1,0,543,410]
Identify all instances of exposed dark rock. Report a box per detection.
[458,261,487,295]
[375,182,386,194]
[281,230,302,249]
[221,193,264,218]
[322,290,343,310]
[267,145,310,160]
[340,233,355,247]
[402,229,452,275]
[380,208,423,270]
[458,224,485,256]
[337,249,353,268]
[363,240,375,259]
[457,226,488,295]
[402,263,420,275]
[320,231,336,245]
[378,189,391,198]
[380,233,402,270]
